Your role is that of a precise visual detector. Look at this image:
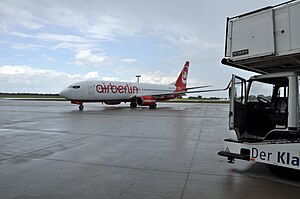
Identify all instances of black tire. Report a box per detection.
[268,165,300,180]
[130,102,137,108]
[149,103,157,109]
[79,105,84,110]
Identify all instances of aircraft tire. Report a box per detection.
[79,105,84,110]
[130,102,137,108]
[149,103,157,109]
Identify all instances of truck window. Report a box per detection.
[298,76,300,115]
[278,87,287,97]
[248,81,273,102]
[234,78,245,104]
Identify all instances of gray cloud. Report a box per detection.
[0,0,285,95]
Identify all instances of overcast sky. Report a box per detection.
[0,0,285,96]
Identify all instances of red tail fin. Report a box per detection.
[175,61,189,91]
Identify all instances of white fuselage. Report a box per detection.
[59,80,177,102]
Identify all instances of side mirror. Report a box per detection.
[228,87,231,98]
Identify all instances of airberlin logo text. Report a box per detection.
[96,83,139,94]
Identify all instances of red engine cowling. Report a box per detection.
[104,101,121,105]
[136,96,156,106]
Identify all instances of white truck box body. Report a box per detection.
[224,0,300,74]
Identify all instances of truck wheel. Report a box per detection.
[268,165,300,180]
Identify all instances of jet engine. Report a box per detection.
[136,96,156,106]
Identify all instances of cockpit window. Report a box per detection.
[68,85,80,89]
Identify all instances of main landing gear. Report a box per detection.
[130,102,137,108]
[149,103,157,109]
[129,102,157,109]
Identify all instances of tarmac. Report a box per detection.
[1,99,300,199]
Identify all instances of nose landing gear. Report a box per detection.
[71,101,84,110]
[79,105,84,110]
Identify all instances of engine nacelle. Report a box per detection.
[136,96,156,106]
[104,101,121,105]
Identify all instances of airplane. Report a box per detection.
[59,61,228,110]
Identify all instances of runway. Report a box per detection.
[1,99,300,199]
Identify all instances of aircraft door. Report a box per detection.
[229,75,247,138]
[88,84,94,94]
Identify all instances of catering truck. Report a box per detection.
[218,0,300,179]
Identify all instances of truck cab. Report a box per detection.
[230,72,300,141]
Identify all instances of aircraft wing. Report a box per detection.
[185,85,212,90]
[150,81,231,98]
[150,88,226,98]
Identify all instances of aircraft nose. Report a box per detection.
[59,89,68,98]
